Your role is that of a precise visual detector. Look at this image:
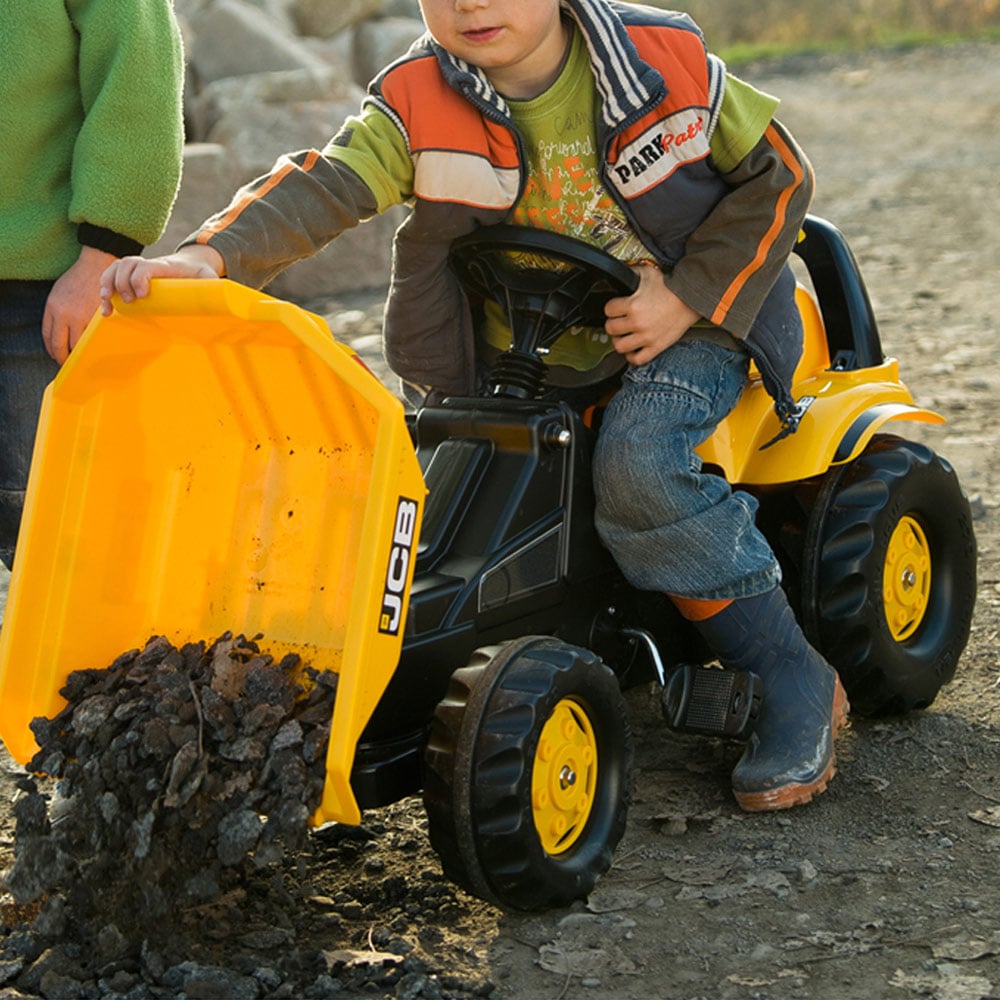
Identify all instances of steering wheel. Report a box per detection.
[449,225,639,344]
[448,226,640,398]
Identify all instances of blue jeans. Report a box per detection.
[0,281,60,569]
[593,337,781,601]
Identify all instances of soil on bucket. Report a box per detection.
[5,634,337,966]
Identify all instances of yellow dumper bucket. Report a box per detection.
[0,279,424,826]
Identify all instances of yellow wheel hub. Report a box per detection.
[531,698,598,856]
[883,515,931,641]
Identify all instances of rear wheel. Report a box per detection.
[422,636,632,910]
[801,435,976,716]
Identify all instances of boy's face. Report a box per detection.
[419,0,567,99]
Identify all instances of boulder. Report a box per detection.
[188,67,365,172]
[288,0,384,39]
[380,0,421,16]
[186,0,328,84]
[208,96,363,179]
[352,17,425,84]
[189,65,362,139]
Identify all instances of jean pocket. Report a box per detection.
[623,339,747,412]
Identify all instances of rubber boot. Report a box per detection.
[673,587,849,811]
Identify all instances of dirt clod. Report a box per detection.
[7,633,334,959]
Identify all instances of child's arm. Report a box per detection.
[603,100,812,367]
[182,107,413,291]
[662,119,814,338]
[101,102,414,311]
[183,153,385,290]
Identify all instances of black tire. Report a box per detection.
[422,636,633,911]
[801,435,977,717]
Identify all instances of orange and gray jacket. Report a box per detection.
[189,0,813,419]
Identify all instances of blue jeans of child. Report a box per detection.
[0,280,60,569]
[593,337,781,601]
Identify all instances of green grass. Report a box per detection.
[719,25,1000,67]
[628,0,1000,63]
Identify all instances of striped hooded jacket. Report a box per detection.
[190,0,813,420]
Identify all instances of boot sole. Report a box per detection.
[734,676,850,812]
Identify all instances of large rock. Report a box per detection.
[189,66,364,144]
[239,0,296,27]
[208,97,364,179]
[288,0,383,39]
[188,66,364,153]
[186,0,328,83]
[380,0,421,16]
[352,17,425,84]
[177,0,297,31]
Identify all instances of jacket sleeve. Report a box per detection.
[66,0,185,247]
[663,118,814,338]
[184,103,414,289]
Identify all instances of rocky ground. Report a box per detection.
[2,39,1000,1000]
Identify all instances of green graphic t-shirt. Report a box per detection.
[482,27,644,378]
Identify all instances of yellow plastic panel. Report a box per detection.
[0,279,425,826]
[698,360,944,485]
[698,286,943,485]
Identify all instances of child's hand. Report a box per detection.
[99,245,225,316]
[44,246,116,364]
[604,264,700,366]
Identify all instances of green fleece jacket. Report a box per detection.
[0,0,185,279]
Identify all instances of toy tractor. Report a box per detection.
[0,215,977,913]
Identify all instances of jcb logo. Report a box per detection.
[379,497,418,635]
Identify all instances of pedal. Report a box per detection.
[661,664,761,740]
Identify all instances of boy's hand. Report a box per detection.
[99,245,225,316]
[604,263,700,366]
[43,246,117,364]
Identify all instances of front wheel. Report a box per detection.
[422,636,633,910]
[801,436,977,717]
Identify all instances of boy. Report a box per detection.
[101,0,848,812]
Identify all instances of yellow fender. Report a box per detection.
[0,279,425,827]
[698,287,944,486]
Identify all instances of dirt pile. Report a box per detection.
[4,635,336,971]
[0,635,495,999]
